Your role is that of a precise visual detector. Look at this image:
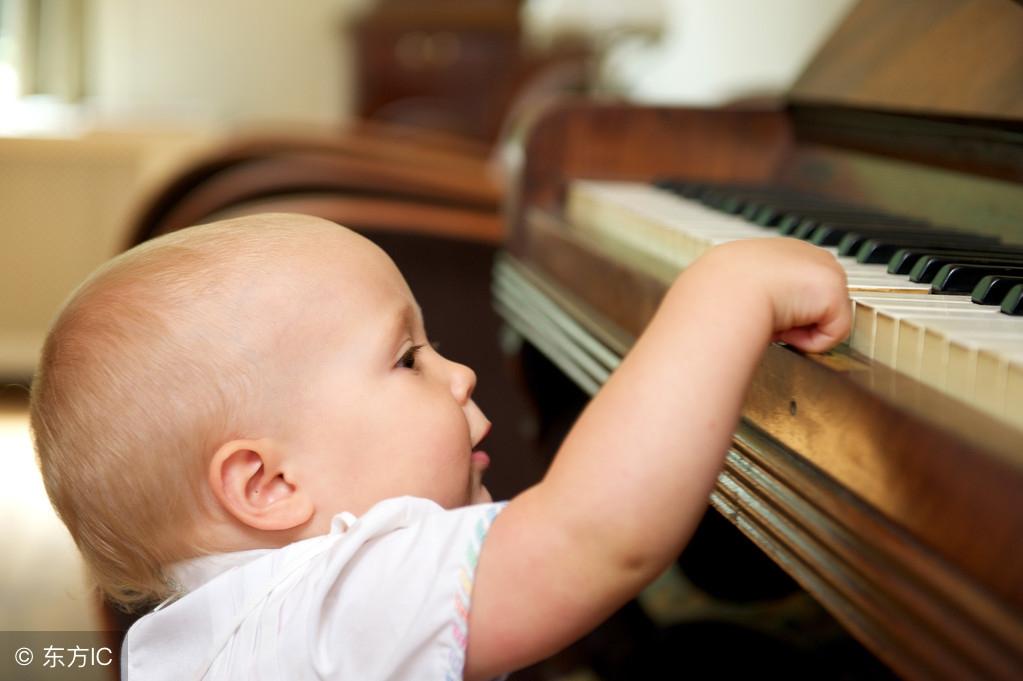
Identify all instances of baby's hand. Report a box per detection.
[696,238,851,354]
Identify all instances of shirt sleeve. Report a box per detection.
[301,497,507,681]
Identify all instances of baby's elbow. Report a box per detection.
[612,542,674,592]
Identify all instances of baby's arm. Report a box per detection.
[464,238,850,681]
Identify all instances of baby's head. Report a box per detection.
[30,213,492,611]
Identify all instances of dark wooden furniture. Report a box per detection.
[493,1,1023,679]
[126,125,502,247]
[350,0,527,142]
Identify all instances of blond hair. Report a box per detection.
[30,213,333,611]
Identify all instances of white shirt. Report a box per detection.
[122,496,507,680]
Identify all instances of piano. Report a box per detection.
[490,1,1023,679]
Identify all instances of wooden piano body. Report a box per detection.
[492,1,1023,679]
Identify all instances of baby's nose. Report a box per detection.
[448,361,477,404]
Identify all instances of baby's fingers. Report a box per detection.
[774,326,837,353]
[773,300,851,354]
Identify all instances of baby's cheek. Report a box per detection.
[432,399,473,449]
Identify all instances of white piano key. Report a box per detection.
[975,348,1010,419]
[851,292,980,306]
[920,318,1023,397]
[568,179,1023,429]
[1006,354,1023,428]
[572,182,950,293]
[848,296,992,364]
[947,336,1023,407]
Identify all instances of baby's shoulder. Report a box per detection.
[122,497,507,680]
[313,496,506,571]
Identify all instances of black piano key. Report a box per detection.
[931,264,1023,294]
[659,183,809,212]
[740,200,825,226]
[700,189,744,213]
[657,181,763,201]
[769,199,909,227]
[650,185,1017,293]
[671,186,767,212]
[655,180,716,199]
[794,218,941,244]
[971,275,1023,305]
[795,211,920,226]
[1001,283,1023,315]
[818,225,971,250]
[778,216,807,235]
[857,237,1016,264]
[654,179,694,195]
[714,193,852,219]
[792,212,924,236]
[746,205,786,226]
[790,215,929,241]
[811,225,928,246]
[839,231,999,258]
[653,181,905,234]
[715,194,796,217]
[911,254,1023,283]
[792,221,823,239]
[738,202,768,221]
[888,246,1023,274]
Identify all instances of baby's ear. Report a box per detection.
[208,439,314,531]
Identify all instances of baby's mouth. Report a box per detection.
[470,449,491,504]
[471,450,490,470]
[470,421,491,471]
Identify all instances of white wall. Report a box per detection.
[602,0,857,105]
[86,0,855,126]
[88,0,857,126]
[0,131,216,378]
[87,0,369,126]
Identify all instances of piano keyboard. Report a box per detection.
[566,180,1023,429]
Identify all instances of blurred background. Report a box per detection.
[0,0,861,678]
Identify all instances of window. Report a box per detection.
[0,0,21,105]
[0,0,86,133]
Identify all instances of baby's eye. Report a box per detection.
[397,344,425,370]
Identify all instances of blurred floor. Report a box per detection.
[0,384,100,633]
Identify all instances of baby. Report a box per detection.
[30,213,849,680]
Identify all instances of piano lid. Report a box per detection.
[790,0,1023,122]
